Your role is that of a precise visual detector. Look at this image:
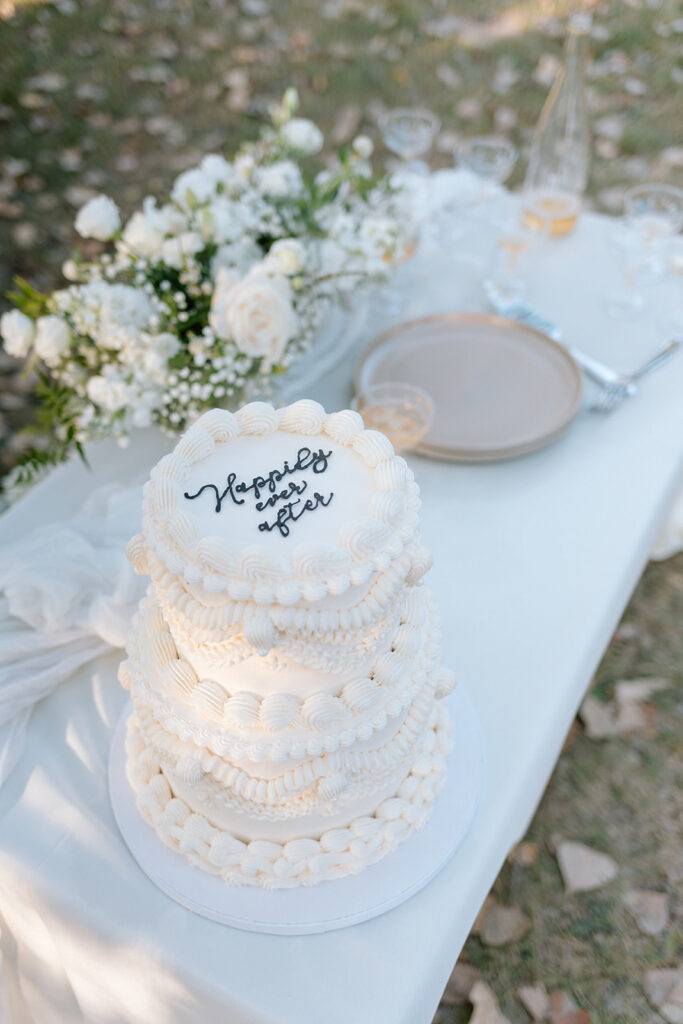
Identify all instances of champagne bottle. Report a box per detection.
[523,13,591,237]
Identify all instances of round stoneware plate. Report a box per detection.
[354,313,583,462]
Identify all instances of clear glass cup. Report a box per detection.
[606,185,683,317]
[484,226,536,307]
[352,382,434,452]
[623,183,683,278]
[604,222,647,318]
[378,107,441,176]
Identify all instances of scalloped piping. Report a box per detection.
[131,663,441,812]
[119,587,452,759]
[125,701,453,889]
[145,542,420,635]
[133,701,427,821]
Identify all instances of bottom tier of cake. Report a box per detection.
[125,701,453,889]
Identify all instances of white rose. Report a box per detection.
[34,315,71,364]
[171,168,216,208]
[160,231,204,269]
[1,310,35,358]
[352,135,374,159]
[121,210,164,259]
[200,154,235,186]
[216,269,298,365]
[265,238,305,276]
[208,266,245,341]
[255,161,303,198]
[74,195,121,240]
[86,373,129,412]
[281,117,324,155]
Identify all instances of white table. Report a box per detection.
[1,185,682,1024]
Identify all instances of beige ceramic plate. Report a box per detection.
[354,313,583,462]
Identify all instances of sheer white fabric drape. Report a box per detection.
[0,483,144,790]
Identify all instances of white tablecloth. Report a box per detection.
[1,173,682,1024]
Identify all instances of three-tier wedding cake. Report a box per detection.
[119,400,455,888]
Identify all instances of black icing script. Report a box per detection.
[183,446,334,538]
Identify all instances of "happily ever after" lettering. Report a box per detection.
[183,446,334,538]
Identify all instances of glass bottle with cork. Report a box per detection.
[523,12,591,237]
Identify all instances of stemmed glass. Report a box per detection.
[457,135,518,207]
[451,135,518,267]
[376,108,440,318]
[378,107,441,177]
[607,184,683,317]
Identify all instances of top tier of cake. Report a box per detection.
[133,400,420,608]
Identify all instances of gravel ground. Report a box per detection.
[0,1,681,1021]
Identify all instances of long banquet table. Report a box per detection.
[1,176,682,1023]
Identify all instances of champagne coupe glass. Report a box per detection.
[378,107,441,177]
[353,382,434,453]
[457,135,518,206]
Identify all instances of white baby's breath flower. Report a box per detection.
[234,153,255,182]
[281,117,324,155]
[1,310,35,359]
[207,196,247,245]
[265,238,305,275]
[101,283,156,328]
[34,315,71,364]
[130,390,159,428]
[218,268,298,366]
[75,195,121,240]
[211,239,262,277]
[352,135,374,159]
[153,331,181,358]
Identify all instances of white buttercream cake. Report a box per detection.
[119,400,455,888]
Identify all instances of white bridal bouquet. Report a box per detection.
[2,90,406,484]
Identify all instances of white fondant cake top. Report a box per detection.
[133,401,420,605]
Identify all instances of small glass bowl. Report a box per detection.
[352,382,434,452]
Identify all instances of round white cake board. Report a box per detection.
[109,685,484,935]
